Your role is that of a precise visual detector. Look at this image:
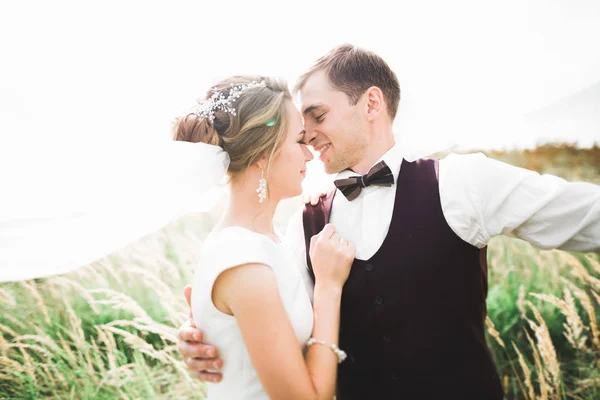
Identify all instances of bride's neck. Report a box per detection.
[220,179,280,239]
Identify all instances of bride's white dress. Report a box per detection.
[191,226,314,400]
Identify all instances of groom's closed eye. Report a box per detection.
[313,112,326,123]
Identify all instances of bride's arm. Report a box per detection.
[213,225,352,400]
[214,264,341,400]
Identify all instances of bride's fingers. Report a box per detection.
[309,234,318,254]
[320,224,335,240]
[344,241,356,258]
[329,231,340,245]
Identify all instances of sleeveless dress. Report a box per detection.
[191,226,314,399]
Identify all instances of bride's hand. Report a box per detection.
[309,224,355,288]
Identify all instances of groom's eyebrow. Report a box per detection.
[302,104,325,115]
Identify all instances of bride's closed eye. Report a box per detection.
[297,130,307,145]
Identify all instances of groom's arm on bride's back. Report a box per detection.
[177,285,223,382]
[439,152,600,252]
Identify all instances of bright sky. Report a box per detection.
[1,0,599,196]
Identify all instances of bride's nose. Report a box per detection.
[303,145,314,161]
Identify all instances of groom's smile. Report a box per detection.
[313,143,332,160]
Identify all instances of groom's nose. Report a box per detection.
[303,128,318,147]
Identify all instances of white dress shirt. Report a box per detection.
[285,142,600,301]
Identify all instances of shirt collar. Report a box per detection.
[335,141,403,185]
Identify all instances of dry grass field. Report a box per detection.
[1,143,599,399]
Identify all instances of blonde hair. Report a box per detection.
[173,76,292,181]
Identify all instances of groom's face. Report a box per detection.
[299,71,369,174]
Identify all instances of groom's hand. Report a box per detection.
[178,285,223,382]
[303,191,327,206]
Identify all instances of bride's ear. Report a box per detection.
[256,157,268,171]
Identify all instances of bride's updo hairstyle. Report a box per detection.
[173,76,292,181]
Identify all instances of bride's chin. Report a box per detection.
[290,186,303,199]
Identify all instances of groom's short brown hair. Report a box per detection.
[294,44,401,119]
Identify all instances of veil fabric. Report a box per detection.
[0,140,229,283]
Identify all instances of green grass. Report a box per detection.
[1,143,599,399]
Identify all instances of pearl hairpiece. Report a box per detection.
[195,81,267,122]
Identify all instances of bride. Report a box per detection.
[174,76,355,399]
[0,73,353,399]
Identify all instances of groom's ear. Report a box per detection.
[365,86,384,121]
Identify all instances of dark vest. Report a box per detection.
[303,158,503,400]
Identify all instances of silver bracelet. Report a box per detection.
[306,338,347,363]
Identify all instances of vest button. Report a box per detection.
[365,263,373,271]
[383,335,391,342]
[391,372,398,381]
[375,296,383,305]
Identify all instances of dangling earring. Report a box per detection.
[257,168,267,203]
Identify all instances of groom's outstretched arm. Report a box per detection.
[177,285,223,383]
[440,152,600,252]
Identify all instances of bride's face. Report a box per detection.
[267,101,313,200]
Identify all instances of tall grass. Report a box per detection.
[0,218,210,399]
[486,238,600,399]
[482,143,600,400]
[1,143,599,399]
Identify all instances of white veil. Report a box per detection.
[0,140,230,283]
[2,0,599,283]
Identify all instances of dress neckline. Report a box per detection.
[218,225,283,245]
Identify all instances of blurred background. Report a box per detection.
[1,0,599,399]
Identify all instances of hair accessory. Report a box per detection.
[195,81,266,122]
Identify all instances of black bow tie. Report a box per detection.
[333,161,394,201]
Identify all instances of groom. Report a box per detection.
[177,44,600,399]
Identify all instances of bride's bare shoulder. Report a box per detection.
[212,262,276,315]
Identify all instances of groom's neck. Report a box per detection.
[350,125,396,175]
